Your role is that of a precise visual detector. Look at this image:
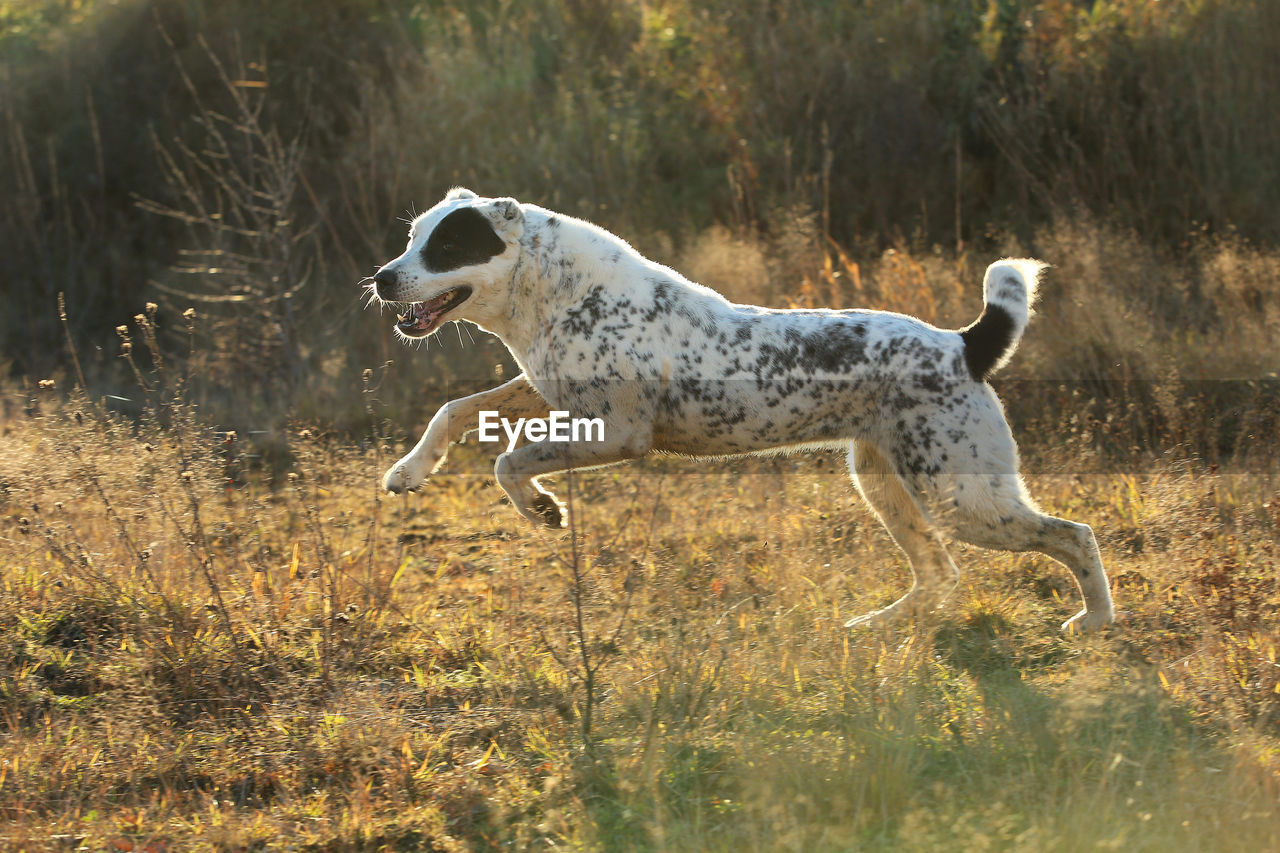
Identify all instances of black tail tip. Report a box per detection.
[959,304,1017,381]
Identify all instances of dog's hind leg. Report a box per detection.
[945,484,1115,633]
[844,440,961,628]
[383,374,548,494]
[916,389,1115,632]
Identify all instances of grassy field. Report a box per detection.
[3,0,1280,849]
[1,370,1278,850]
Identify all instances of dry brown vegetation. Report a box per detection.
[2,238,1278,849]
[3,0,1280,849]
[2,389,1280,850]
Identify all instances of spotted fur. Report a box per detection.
[369,189,1115,633]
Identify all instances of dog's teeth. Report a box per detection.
[396,312,408,324]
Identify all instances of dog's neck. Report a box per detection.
[487,208,616,354]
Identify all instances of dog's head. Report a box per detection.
[370,188,524,339]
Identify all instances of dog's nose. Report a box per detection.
[372,268,399,300]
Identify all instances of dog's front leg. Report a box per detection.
[494,431,647,529]
[383,374,548,494]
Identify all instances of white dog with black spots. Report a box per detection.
[369,188,1115,633]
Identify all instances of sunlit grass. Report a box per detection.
[1,0,1277,848]
[1,388,1276,850]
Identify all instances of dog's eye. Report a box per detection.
[442,241,456,252]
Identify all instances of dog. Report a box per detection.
[368,188,1115,633]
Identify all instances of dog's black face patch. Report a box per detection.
[422,208,506,273]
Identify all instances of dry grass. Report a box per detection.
[3,1,1279,848]
[2,358,1277,850]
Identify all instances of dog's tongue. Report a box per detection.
[405,302,438,331]
[399,290,457,331]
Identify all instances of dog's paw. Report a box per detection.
[509,489,568,529]
[382,447,449,494]
[844,587,953,630]
[382,461,429,494]
[528,491,567,529]
[1061,608,1116,634]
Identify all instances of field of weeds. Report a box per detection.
[2,342,1278,849]
[3,0,1280,849]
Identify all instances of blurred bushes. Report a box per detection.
[2,0,1277,451]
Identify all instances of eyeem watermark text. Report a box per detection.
[477,411,605,452]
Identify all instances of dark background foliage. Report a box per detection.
[3,0,1278,457]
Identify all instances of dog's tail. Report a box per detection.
[959,259,1045,381]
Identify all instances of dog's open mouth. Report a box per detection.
[394,287,472,337]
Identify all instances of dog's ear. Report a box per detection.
[446,186,478,201]
[491,198,521,222]
[482,197,524,239]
